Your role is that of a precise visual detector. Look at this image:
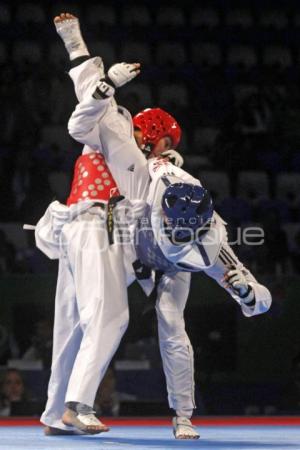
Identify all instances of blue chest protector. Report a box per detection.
[135,205,175,272]
[134,205,217,274]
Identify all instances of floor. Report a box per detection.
[1,417,300,450]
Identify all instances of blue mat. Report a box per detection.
[1,425,300,450]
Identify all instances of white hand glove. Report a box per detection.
[160,149,184,167]
[92,62,141,100]
[107,62,141,88]
[224,269,255,305]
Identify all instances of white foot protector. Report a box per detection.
[54,16,89,60]
[172,416,200,440]
[62,408,109,434]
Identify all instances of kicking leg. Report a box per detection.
[54,13,89,61]
[54,12,149,200]
[54,12,105,101]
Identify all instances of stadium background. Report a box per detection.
[0,0,299,417]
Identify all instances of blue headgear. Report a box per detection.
[162,183,213,241]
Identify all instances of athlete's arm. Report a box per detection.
[203,243,272,317]
[68,62,141,148]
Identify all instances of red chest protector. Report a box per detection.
[67,152,119,206]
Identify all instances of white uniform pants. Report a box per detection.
[154,237,271,418]
[156,271,195,417]
[41,207,128,429]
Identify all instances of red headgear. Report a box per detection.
[132,108,181,149]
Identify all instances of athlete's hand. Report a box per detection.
[161,149,184,168]
[222,268,255,304]
[93,62,141,100]
[108,62,141,88]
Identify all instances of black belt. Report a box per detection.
[91,201,106,209]
[106,196,124,245]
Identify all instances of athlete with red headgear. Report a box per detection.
[35,12,271,441]
[36,12,192,439]
[133,107,181,159]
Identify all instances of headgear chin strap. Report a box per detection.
[141,143,154,158]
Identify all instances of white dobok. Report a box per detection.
[36,57,271,430]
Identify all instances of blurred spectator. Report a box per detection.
[0,368,41,416]
[94,367,120,417]
[22,319,53,368]
[0,369,26,416]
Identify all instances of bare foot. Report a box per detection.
[54,12,77,24]
[53,12,89,60]
[44,425,84,436]
[62,408,110,435]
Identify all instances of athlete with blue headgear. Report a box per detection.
[35,12,272,441]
